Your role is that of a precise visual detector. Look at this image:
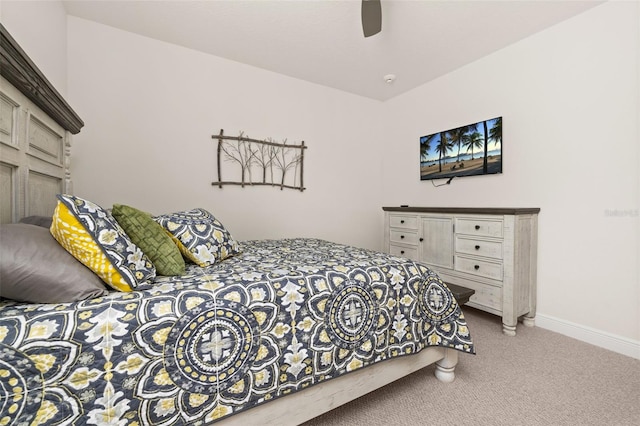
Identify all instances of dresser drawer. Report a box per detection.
[455,236,503,260]
[456,218,503,238]
[454,256,503,281]
[390,229,419,245]
[389,244,418,260]
[389,215,418,230]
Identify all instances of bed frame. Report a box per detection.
[0,23,459,424]
[0,24,83,224]
[219,348,457,425]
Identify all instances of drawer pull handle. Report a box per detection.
[419,238,424,242]
[475,245,480,250]
[400,220,405,224]
[400,250,405,254]
[475,225,481,230]
[400,235,405,239]
[474,265,480,270]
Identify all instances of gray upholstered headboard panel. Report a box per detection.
[0,24,84,224]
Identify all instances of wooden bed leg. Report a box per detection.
[434,348,458,383]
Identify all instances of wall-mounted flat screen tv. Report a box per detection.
[420,116,502,181]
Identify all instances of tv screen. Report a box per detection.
[420,116,502,181]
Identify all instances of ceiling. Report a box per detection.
[62,0,604,101]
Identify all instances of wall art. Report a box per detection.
[212,129,306,191]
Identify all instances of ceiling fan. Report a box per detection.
[362,0,382,37]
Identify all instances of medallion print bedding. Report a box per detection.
[0,238,474,425]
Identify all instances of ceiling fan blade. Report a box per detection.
[362,0,382,37]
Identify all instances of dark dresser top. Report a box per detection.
[383,207,540,215]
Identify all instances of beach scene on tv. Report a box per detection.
[420,116,502,181]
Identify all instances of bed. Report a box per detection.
[0,24,474,425]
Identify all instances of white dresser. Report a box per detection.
[383,207,540,335]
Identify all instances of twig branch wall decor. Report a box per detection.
[212,129,307,191]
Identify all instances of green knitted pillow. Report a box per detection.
[112,204,185,276]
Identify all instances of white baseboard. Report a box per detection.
[535,314,640,360]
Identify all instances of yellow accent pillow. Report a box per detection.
[50,195,156,291]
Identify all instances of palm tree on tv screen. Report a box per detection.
[451,124,478,162]
[489,117,502,148]
[436,132,452,173]
[420,133,436,162]
[463,131,483,160]
[449,128,465,162]
[482,117,502,173]
[482,120,489,173]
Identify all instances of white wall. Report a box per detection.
[66,17,385,250]
[382,1,639,344]
[1,0,68,95]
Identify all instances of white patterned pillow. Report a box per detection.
[154,208,240,267]
[50,194,156,291]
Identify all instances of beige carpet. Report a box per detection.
[302,307,640,426]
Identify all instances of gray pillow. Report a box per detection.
[0,223,109,303]
[19,215,53,228]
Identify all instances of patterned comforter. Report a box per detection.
[0,238,474,425]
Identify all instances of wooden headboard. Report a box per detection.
[0,24,83,223]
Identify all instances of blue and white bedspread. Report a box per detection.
[0,238,474,425]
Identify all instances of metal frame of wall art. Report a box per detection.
[212,129,307,191]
